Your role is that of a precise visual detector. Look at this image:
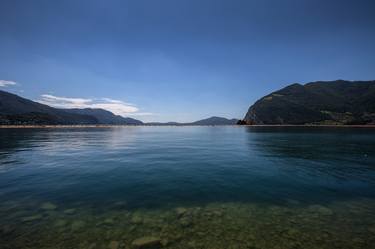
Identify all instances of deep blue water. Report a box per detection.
[1,126,374,208]
[0,126,375,249]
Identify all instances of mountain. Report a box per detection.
[242,80,375,125]
[0,90,98,125]
[145,117,238,126]
[0,90,143,125]
[190,116,238,125]
[65,108,143,125]
[145,122,182,126]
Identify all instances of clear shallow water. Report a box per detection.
[0,126,375,249]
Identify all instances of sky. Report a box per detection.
[1,0,375,122]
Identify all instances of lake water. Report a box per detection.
[0,126,375,249]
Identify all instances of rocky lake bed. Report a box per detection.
[1,198,375,249]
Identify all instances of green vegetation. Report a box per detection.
[242,80,375,125]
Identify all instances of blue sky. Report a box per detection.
[1,0,375,122]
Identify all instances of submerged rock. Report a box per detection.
[369,226,375,234]
[113,201,127,209]
[0,225,15,235]
[41,202,57,211]
[179,216,193,227]
[103,218,115,225]
[88,243,97,249]
[131,236,161,248]
[21,214,43,222]
[71,220,86,231]
[131,214,143,224]
[108,240,120,249]
[211,210,223,217]
[160,239,169,247]
[54,219,68,227]
[63,208,76,215]
[308,205,333,216]
[175,207,188,218]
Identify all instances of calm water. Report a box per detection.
[0,126,375,249]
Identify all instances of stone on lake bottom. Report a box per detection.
[21,214,43,222]
[54,219,68,227]
[131,236,161,248]
[131,214,143,224]
[88,243,97,249]
[71,220,86,231]
[179,216,193,227]
[108,240,120,249]
[308,205,333,216]
[0,225,15,235]
[175,207,188,217]
[63,208,76,215]
[369,226,375,234]
[41,202,57,211]
[103,218,115,225]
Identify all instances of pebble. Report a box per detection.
[71,220,86,231]
[0,225,15,235]
[308,205,333,216]
[88,243,97,249]
[179,216,193,227]
[21,214,43,222]
[131,236,161,248]
[103,218,115,225]
[131,215,143,224]
[368,226,375,234]
[63,208,76,215]
[54,219,68,227]
[108,240,120,249]
[212,210,223,217]
[41,202,57,211]
[175,207,188,217]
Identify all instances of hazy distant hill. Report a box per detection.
[0,90,143,125]
[145,122,181,126]
[242,80,375,125]
[146,116,238,126]
[65,108,143,125]
[190,116,238,125]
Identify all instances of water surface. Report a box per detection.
[0,127,374,249]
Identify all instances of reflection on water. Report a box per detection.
[0,127,375,248]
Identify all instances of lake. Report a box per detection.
[0,126,375,249]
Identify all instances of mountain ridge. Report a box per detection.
[145,116,238,126]
[0,90,143,125]
[65,108,143,125]
[0,90,237,126]
[242,80,375,125]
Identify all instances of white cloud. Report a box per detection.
[39,94,92,108]
[37,94,148,117]
[0,80,17,87]
[126,112,154,116]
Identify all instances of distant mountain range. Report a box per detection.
[64,108,143,125]
[0,90,142,125]
[145,116,238,126]
[3,80,375,126]
[241,80,375,125]
[190,116,238,125]
[0,90,237,126]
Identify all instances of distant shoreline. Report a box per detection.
[1,124,375,129]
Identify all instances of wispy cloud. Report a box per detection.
[0,80,17,87]
[39,94,92,108]
[37,94,151,117]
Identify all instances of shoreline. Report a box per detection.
[1,124,375,129]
